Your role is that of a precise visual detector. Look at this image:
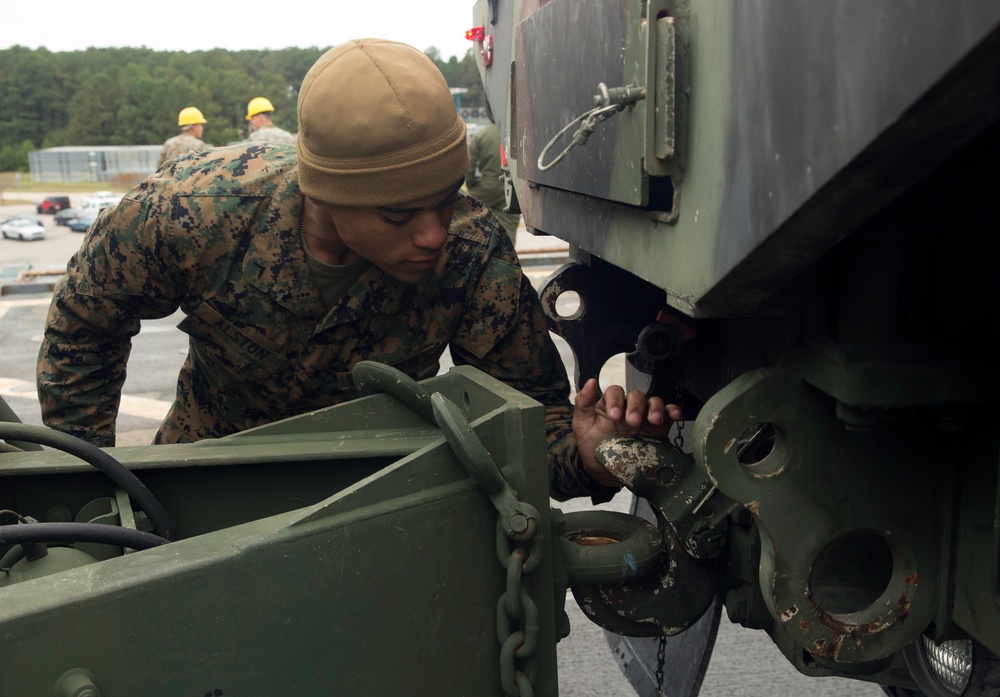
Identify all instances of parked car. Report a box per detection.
[81,191,122,210]
[1,214,45,227]
[36,196,71,214]
[54,208,81,226]
[67,210,100,233]
[1,218,46,241]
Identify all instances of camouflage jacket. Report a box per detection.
[37,143,611,501]
[157,133,208,168]
[248,126,296,145]
[466,123,520,238]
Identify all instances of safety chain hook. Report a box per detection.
[351,363,544,697]
[430,393,543,697]
[537,82,646,172]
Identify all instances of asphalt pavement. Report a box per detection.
[0,190,884,696]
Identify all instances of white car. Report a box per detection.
[81,191,123,211]
[1,218,46,241]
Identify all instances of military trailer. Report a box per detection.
[467,0,1000,695]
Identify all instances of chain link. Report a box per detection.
[494,506,542,696]
[430,391,542,697]
[655,634,667,696]
[353,365,546,697]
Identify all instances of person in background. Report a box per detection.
[37,38,677,502]
[465,121,520,246]
[245,97,296,144]
[157,107,209,168]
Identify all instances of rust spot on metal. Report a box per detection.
[905,572,919,586]
[566,531,621,546]
[799,620,810,630]
[723,437,737,454]
[780,604,799,622]
[813,592,910,652]
[894,591,911,624]
[811,633,844,660]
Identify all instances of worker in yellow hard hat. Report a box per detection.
[157,106,211,168]
[245,97,296,145]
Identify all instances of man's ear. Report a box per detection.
[303,196,338,223]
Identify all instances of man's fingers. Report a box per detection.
[574,377,602,409]
[622,390,650,427]
[600,384,626,420]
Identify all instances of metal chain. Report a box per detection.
[430,391,542,697]
[655,635,667,696]
[495,521,542,697]
[353,365,544,697]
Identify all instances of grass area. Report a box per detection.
[0,172,128,206]
[0,173,126,193]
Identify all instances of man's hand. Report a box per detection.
[573,378,683,488]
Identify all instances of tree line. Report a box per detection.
[0,45,484,172]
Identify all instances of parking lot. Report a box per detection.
[0,192,97,275]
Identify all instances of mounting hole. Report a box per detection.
[736,422,786,476]
[461,388,472,412]
[555,290,582,320]
[809,531,895,616]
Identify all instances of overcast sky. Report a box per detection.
[1,0,480,60]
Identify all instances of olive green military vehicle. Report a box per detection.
[2,3,999,697]
[467,0,1000,695]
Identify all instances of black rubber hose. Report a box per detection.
[0,423,178,541]
[0,522,169,550]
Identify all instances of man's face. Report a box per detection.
[315,182,462,283]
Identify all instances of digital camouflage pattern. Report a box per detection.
[37,143,612,501]
[248,126,296,145]
[156,133,209,168]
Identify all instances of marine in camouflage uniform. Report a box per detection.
[248,125,296,145]
[156,133,208,167]
[38,39,672,501]
[466,121,521,244]
[36,144,613,501]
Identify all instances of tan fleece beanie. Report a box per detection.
[297,38,469,207]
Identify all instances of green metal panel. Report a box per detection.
[490,0,1000,317]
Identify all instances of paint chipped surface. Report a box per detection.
[780,604,799,622]
[596,436,665,486]
[621,552,639,578]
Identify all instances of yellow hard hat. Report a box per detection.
[246,97,275,121]
[178,106,207,126]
